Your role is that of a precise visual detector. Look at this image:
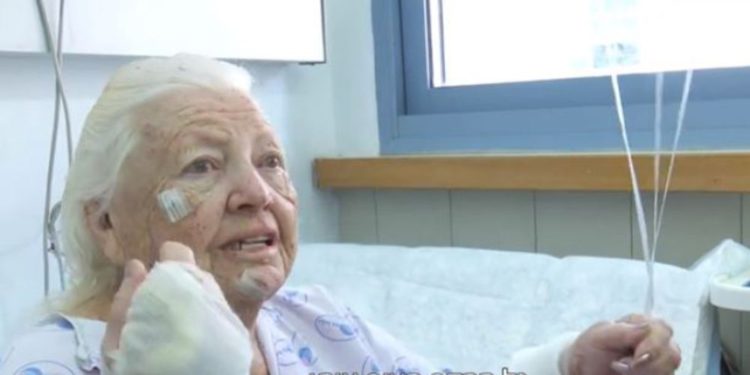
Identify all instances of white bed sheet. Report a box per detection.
[287,243,716,375]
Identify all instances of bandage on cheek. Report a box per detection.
[157,179,214,223]
[157,188,195,223]
[156,188,206,224]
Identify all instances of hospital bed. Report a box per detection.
[288,242,723,375]
[0,241,726,374]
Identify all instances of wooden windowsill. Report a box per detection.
[314,152,750,192]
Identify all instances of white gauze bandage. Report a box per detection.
[112,262,252,375]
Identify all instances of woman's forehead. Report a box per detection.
[134,87,277,145]
[141,87,260,123]
[174,125,278,150]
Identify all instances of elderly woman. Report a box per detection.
[1,55,680,375]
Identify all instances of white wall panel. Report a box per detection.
[451,190,535,252]
[339,190,378,244]
[375,190,452,247]
[536,192,631,258]
[632,193,741,268]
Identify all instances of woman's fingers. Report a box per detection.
[627,340,680,375]
[629,351,677,375]
[610,318,680,375]
[101,259,147,366]
[633,319,675,359]
[585,321,651,352]
[616,313,648,325]
[671,341,682,368]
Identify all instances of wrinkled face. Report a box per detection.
[105,87,298,305]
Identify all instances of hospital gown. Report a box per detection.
[0,285,574,375]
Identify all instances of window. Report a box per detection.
[431,0,750,87]
[373,0,750,154]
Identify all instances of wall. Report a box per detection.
[0,55,116,345]
[326,0,380,157]
[338,189,745,265]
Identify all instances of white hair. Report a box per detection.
[58,54,253,312]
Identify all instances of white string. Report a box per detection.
[653,70,693,255]
[652,73,664,257]
[612,70,693,316]
[610,74,655,315]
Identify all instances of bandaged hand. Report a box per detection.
[101,242,252,375]
[563,314,681,375]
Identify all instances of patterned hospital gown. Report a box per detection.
[0,285,441,375]
[0,285,572,375]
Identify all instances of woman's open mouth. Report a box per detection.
[220,234,278,261]
[222,236,274,251]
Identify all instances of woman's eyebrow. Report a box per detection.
[254,132,280,149]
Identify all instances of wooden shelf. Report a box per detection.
[315,152,750,192]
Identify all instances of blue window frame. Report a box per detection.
[372,0,750,154]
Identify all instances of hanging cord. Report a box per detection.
[605,41,655,315]
[647,72,664,314]
[611,70,694,315]
[47,202,64,288]
[36,0,71,295]
[610,74,655,315]
[652,70,693,257]
[652,72,664,257]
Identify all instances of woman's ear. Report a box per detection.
[84,201,125,265]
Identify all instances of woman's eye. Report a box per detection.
[262,154,284,169]
[182,158,218,175]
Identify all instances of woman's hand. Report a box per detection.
[101,257,148,371]
[564,314,681,375]
[100,242,195,371]
[100,242,252,375]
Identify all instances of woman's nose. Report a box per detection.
[227,164,273,213]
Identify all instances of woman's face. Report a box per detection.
[102,87,298,305]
